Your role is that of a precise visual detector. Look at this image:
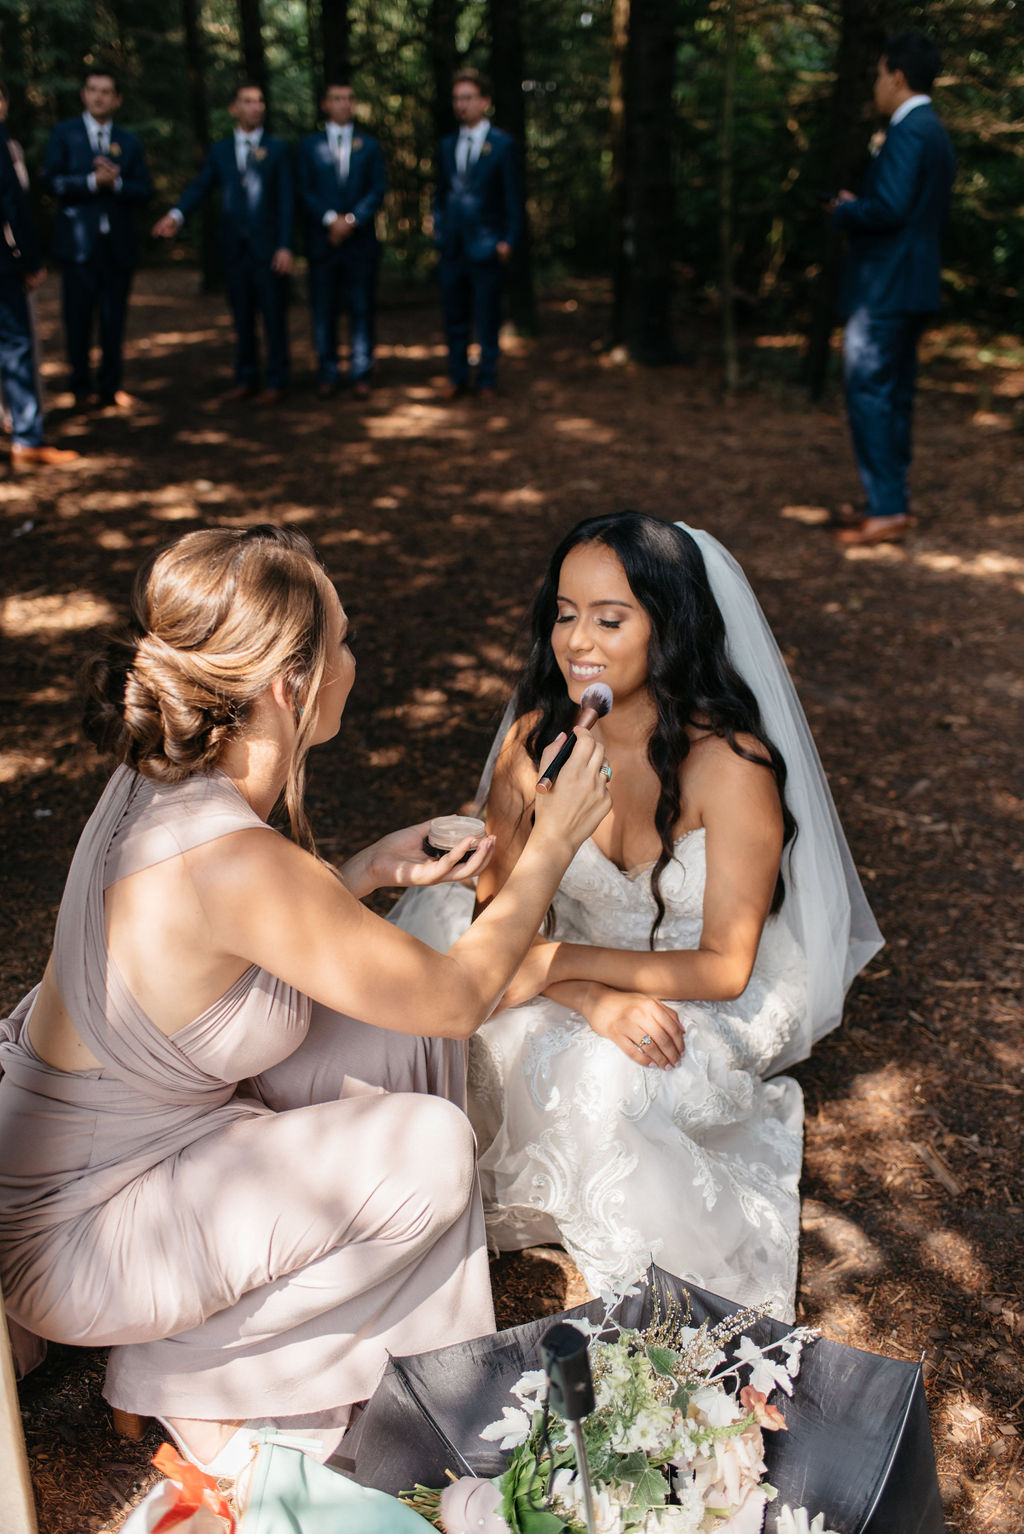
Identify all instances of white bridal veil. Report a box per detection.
[678,523,883,1069]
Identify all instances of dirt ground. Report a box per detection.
[1,268,1021,1532]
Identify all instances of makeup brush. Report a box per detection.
[536,682,613,793]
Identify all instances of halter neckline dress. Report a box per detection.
[0,766,493,1419]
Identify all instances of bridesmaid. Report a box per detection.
[0,524,610,1476]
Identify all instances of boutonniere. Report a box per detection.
[480,141,492,157]
[352,137,363,152]
[869,130,886,157]
[252,146,267,162]
[109,142,122,158]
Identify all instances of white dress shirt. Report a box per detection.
[455,120,489,176]
[83,110,121,228]
[323,123,356,227]
[235,127,264,175]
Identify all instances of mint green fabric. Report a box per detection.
[241,1443,434,1533]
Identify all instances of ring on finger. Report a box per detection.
[639,1034,652,1050]
[600,762,613,782]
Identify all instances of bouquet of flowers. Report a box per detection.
[403,1285,838,1534]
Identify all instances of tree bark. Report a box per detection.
[428,0,459,147]
[612,0,678,365]
[804,0,886,398]
[181,0,219,292]
[320,0,350,88]
[488,0,537,333]
[718,0,738,392]
[237,0,269,103]
[609,0,630,345]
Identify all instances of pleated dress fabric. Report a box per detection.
[0,767,494,1419]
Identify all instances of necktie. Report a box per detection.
[96,126,111,233]
[456,131,472,177]
[336,129,351,183]
[243,140,261,214]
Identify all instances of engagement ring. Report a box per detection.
[600,763,613,781]
[639,1034,652,1049]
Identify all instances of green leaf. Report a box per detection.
[645,1345,679,1376]
[516,1499,569,1533]
[671,1386,690,1411]
[615,1450,669,1517]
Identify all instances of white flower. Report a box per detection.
[689,1384,743,1428]
[551,1471,631,1534]
[610,1403,679,1453]
[509,1369,548,1410]
[776,1505,840,1534]
[735,1336,795,1398]
[478,1405,532,1450]
[645,1492,703,1533]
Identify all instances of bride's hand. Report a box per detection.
[493,938,560,1011]
[341,823,495,896]
[584,986,685,1069]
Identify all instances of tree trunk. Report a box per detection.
[320,0,350,88]
[488,0,537,333]
[608,0,630,345]
[718,0,738,392]
[182,0,219,292]
[428,0,458,147]
[237,0,269,103]
[612,0,678,365]
[804,0,886,398]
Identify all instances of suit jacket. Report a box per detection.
[176,134,294,265]
[42,116,153,268]
[298,129,387,262]
[434,124,522,263]
[833,102,955,318]
[0,126,41,277]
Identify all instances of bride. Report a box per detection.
[396,512,882,1320]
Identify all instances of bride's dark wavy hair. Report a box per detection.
[515,511,796,943]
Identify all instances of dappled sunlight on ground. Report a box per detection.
[2,270,1021,1533]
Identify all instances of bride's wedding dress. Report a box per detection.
[392,522,882,1323]
[471,829,807,1319]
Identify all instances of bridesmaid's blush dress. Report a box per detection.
[0,767,494,1421]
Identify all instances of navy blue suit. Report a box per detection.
[298,129,387,385]
[42,115,153,399]
[434,125,521,388]
[832,102,955,521]
[175,133,294,390]
[0,128,45,446]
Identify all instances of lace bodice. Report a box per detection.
[552,830,807,1074]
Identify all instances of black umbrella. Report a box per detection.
[336,1265,944,1534]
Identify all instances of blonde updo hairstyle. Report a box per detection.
[83,525,334,851]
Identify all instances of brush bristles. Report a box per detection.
[580,682,613,718]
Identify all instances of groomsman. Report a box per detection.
[0,125,77,466]
[434,70,522,399]
[298,83,388,400]
[153,83,294,404]
[830,31,955,546]
[42,68,153,408]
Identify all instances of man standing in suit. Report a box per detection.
[298,83,387,400]
[42,68,153,409]
[0,126,77,466]
[434,70,521,400]
[830,31,955,546]
[153,83,294,404]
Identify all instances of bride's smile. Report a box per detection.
[552,542,652,708]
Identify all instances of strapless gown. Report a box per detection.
[395,828,807,1320]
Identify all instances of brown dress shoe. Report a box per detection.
[833,515,911,547]
[476,384,498,404]
[220,383,258,403]
[99,390,140,410]
[351,380,370,401]
[253,387,286,406]
[440,382,468,401]
[11,442,80,468]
